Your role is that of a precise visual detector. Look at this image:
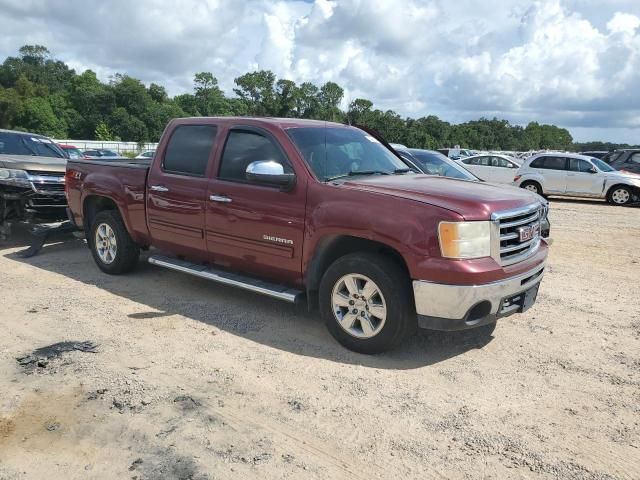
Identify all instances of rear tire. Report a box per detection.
[520,181,542,196]
[607,185,633,206]
[89,210,139,274]
[319,253,416,354]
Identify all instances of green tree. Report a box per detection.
[317,81,344,121]
[0,43,607,151]
[347,98,373,125]
[233,70,276,116]
[193,72,228,115]
[109,107,148,142]
[95,121,116,141]
[16,97,67,137]
[0,86,23,129]
[295,82,320,118]
[275,79,298,117]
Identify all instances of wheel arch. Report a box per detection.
[305,235,411,310]
[606,183,639,203]
[82,195,120,235]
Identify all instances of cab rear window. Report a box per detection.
[163,125,217,176]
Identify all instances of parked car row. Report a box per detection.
[448,151,640,206]
[59,145,156,161]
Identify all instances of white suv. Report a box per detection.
[515,153,640,205]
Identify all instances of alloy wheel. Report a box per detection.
[331,274,387,339]
[95,223,117,264]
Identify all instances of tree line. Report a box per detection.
[0,45,636,151]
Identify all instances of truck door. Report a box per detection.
[205,126,306,286]
[146,124,218,259]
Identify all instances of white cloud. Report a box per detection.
[0,0,639,141]
[607,12,640,35]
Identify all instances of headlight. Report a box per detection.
[0,168,30,188]
[438,221,492,259]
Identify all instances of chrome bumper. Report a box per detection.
[413,263,545,327]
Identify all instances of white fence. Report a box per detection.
[53,139,158,154]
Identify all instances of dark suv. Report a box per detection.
[602,149,640,174]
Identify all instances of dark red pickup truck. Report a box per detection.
[66,117,549,353]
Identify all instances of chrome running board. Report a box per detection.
[148,254,303,303]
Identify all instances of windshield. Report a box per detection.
[408,149,479,180]
[0,132,66,158]
[287,127,408,181]
[591,158,616,172]
[64,147,84,159]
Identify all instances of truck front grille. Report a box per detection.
[26,170,66,196]
[493,204,544,266]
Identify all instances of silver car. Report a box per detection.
[457,154,521,184]
[515,152,640,206]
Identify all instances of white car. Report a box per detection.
[515,153,640,206]
[457,154,521,184]
[135,150,155,159]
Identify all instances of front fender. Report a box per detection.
[302,182,463,280]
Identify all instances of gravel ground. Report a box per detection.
[0,198,638,480]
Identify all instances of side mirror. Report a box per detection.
[246,160,296,191]
[588,167,597,174]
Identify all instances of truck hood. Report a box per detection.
[0,154,67,173]
[339,175,541,220]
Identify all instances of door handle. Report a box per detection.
[210,195,232,203]
[150,185,169,192]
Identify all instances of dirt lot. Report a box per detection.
[0,199,638,480]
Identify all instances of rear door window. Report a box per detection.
[218,130,290,183]
[531,156,566,170]
[163,125,217,176]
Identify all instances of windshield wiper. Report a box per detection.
[325,170,390,181]
[326,168,411,182]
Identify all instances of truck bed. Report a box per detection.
[66,158,151,245]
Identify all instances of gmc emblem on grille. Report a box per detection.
[518,223,540,242]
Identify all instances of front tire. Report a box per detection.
[319,253,415,354]
[607,185,633,206]
[89,210,139,274]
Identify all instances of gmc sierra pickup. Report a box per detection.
[66,117,549,353]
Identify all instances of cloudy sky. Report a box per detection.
[1,0,639,142]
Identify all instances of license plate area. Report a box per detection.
[499,284,540,316]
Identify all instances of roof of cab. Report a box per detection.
[0,128,50,137]
[171,116,350,129]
